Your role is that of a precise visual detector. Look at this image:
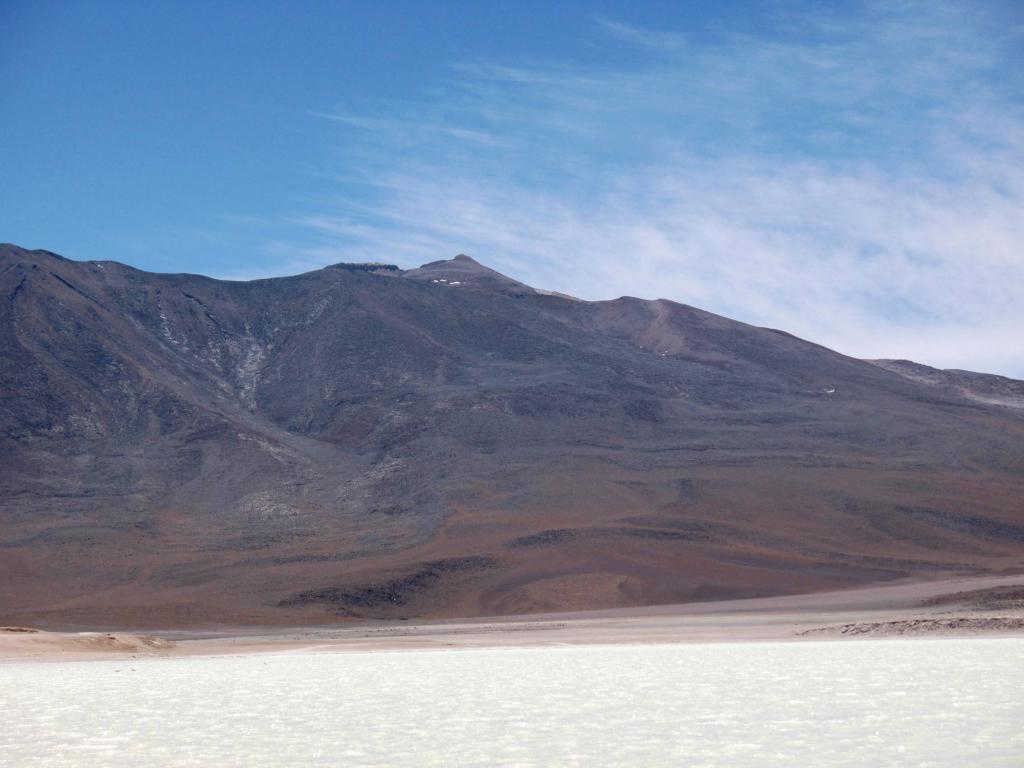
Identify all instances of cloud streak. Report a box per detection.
[276,1,1024,376]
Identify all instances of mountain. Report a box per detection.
[869,359,1024,410]
[2,243,1023,628]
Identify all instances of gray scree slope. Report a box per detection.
[2,243,1023,627]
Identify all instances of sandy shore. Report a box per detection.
[3,573,1023,662]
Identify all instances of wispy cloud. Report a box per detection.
[599,20,688,53]
[272,1,1024,376]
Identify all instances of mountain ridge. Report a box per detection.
[2,242,1023,628]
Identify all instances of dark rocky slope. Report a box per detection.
[2,243,1022,627]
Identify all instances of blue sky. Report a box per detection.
[3,1,1023,375]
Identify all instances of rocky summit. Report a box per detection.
[2,242,1023,627]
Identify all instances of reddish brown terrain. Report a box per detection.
[2,243,1023,628]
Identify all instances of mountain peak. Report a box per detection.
[403,253,536,296]
[416,253,486,271]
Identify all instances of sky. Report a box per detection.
[2,1,1023,376]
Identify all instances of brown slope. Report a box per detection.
[1,243,1023,628]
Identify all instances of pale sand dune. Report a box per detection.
[4,573,1023,662]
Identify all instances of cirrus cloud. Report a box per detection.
[264,1,1024,376]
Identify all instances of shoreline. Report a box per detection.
[3,572,1023,663]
